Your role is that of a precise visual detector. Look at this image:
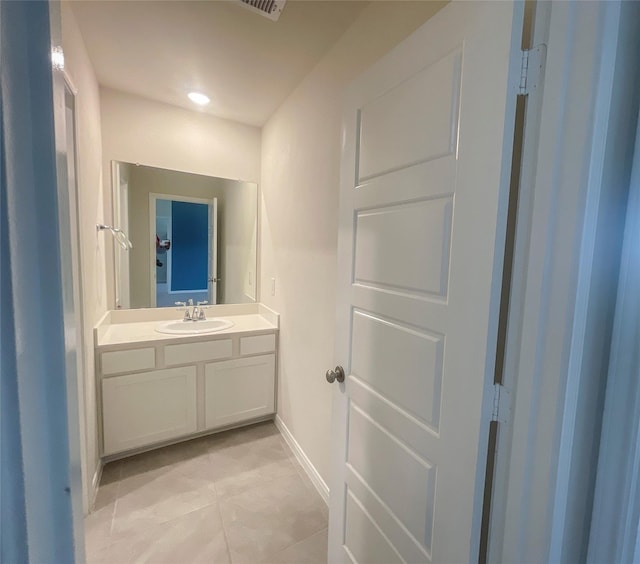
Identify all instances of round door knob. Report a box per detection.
[326,365,345,384]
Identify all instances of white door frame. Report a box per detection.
[156,214,172,292]
[149,192,215,306]
[488,1,640,562]
[112,160,131,309]
[208,197,218,305]
[62,69,92,517]
[586,20,640,560]
[0,1,83,561]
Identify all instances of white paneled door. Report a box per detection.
[328,2,523,563]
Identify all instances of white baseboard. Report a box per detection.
[275,415,329,505]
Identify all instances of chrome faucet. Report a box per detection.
[189,298,198,321]
[195,300,208,320]
[175,301,192,321]
[176,299,209,321]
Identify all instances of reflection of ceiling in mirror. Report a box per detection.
[70,1,368,126]
[114,162,258,310]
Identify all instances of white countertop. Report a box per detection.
[95,305,279,349]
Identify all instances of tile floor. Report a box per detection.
[85,421,328,564]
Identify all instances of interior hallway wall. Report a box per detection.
[260,0,447,486]
[61,1,107,503]
[100,87,262,308]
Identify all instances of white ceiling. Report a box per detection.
[71,0,368,126]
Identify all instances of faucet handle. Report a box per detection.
[175,301,191,320]
[197,301,208,320]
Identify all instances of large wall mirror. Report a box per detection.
[112,161,258,309]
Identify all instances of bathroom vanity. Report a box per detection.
[94,304,278,457]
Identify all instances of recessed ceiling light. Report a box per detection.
[187,92,210,106]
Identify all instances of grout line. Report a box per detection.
[266,525,329,561]
[211,480,234,564]
[108,478,121,537]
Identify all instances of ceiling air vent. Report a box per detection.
[237,0,287,22]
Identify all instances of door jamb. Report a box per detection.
[62,69,92,517]
[488,1,640,561]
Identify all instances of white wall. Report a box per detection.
[260,1,447,485]
[100,88,262,307]
[101,88,262,183]
[61,2,107,506]
[221,179,258,304]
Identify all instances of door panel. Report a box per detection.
[351,310,443,430]
[358,51,461,180]
[354,197,453,297]
[329,2,522,562]
[344,493,403,564]
[347,404,436,550]
[348,377,439,463]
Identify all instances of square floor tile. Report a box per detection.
[218,472,327,563]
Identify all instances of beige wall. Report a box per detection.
[221,179,258,304]
[100,88,262,308]
[100,88,262,183]
[61,2,107,505]
[260,0,447,485]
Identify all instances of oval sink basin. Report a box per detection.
[155,318,234,335]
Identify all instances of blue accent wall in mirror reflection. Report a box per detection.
[171,201,208,291]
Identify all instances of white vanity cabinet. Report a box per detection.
[205,354,275,429]
[96,311,279,458]
[102,366,197,455]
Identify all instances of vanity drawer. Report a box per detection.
[240,333,276,356]
[102,348,155,375]
[165,339,232,366]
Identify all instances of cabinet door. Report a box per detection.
[205,354,275,429]
[102,367,197,455]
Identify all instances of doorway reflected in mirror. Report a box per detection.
[153,197,211,307]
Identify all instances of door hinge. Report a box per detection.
[491,383,512,424]
[519,45,546,96]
